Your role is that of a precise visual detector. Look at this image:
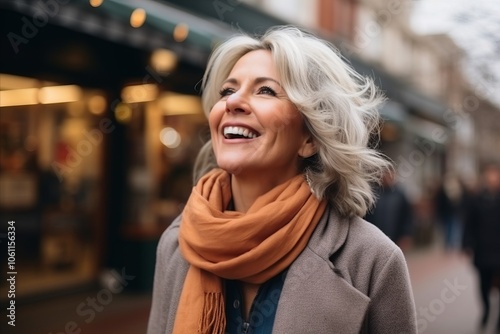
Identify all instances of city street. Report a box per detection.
[408,246,498,334]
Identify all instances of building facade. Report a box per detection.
[0,0,229,298]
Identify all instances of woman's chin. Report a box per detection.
[216,159,250,176]
[219,165,245,176]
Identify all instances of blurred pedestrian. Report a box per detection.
[463,163,500,331]
[435,174,464,251]
[147,26,416,334]
[365,168,414,252]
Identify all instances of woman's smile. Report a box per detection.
[222,124,260,140]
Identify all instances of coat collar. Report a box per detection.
[273,207,370,333]
[308,206,349,258]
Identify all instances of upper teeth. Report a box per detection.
[223,126,258,139]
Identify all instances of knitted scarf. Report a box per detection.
[173,168,326,334]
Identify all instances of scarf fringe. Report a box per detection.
[198,292,226,334]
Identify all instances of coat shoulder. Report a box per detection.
[329,215,408,294]
[156,215,182,258]
[347,216,400,255]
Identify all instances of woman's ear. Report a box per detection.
[298,135,317,159]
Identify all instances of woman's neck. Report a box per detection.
[230,173,296,213]
[231,175,277,212]
[230,176,267,213]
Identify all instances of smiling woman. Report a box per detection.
[147,26,417,334]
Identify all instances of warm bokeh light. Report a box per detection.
[88,95,107,115]
[1,83,86,107]
[38,85,82,104]
[173,23,189,42]
[150,49,177,73]
[130,8,146,28]
[159,127,181,149]
[158,93,202,115]
[89,0,104,8]
[121,84,159,103]
[0,88,39,107]
[114,102,132,123]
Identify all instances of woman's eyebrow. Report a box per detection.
[254,77,282,87]
[222,77,282,87]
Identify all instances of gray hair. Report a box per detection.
[194,26,391,217]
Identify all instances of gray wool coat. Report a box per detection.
[147,207,417,334]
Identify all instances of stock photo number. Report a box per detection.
[7,220,17,327]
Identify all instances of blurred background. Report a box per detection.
[0,0,499,333]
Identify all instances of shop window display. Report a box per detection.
[0,74,207,296]
[0,74,105,297]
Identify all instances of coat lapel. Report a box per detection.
[273,208,371,334]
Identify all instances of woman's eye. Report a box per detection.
[258,86,276,96]
[219,87,234,97]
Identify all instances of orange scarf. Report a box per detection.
[173,168,326,334]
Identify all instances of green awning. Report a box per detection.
[89,0,233,51]
[1,0,234,66]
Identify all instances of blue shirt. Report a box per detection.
[224,271,286,334]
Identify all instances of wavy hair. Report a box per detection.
[194,26,391,217]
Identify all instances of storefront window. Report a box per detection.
[0,74,106,296]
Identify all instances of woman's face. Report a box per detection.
[209,49,315,182]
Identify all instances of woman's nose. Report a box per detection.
[225,91,250,114]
